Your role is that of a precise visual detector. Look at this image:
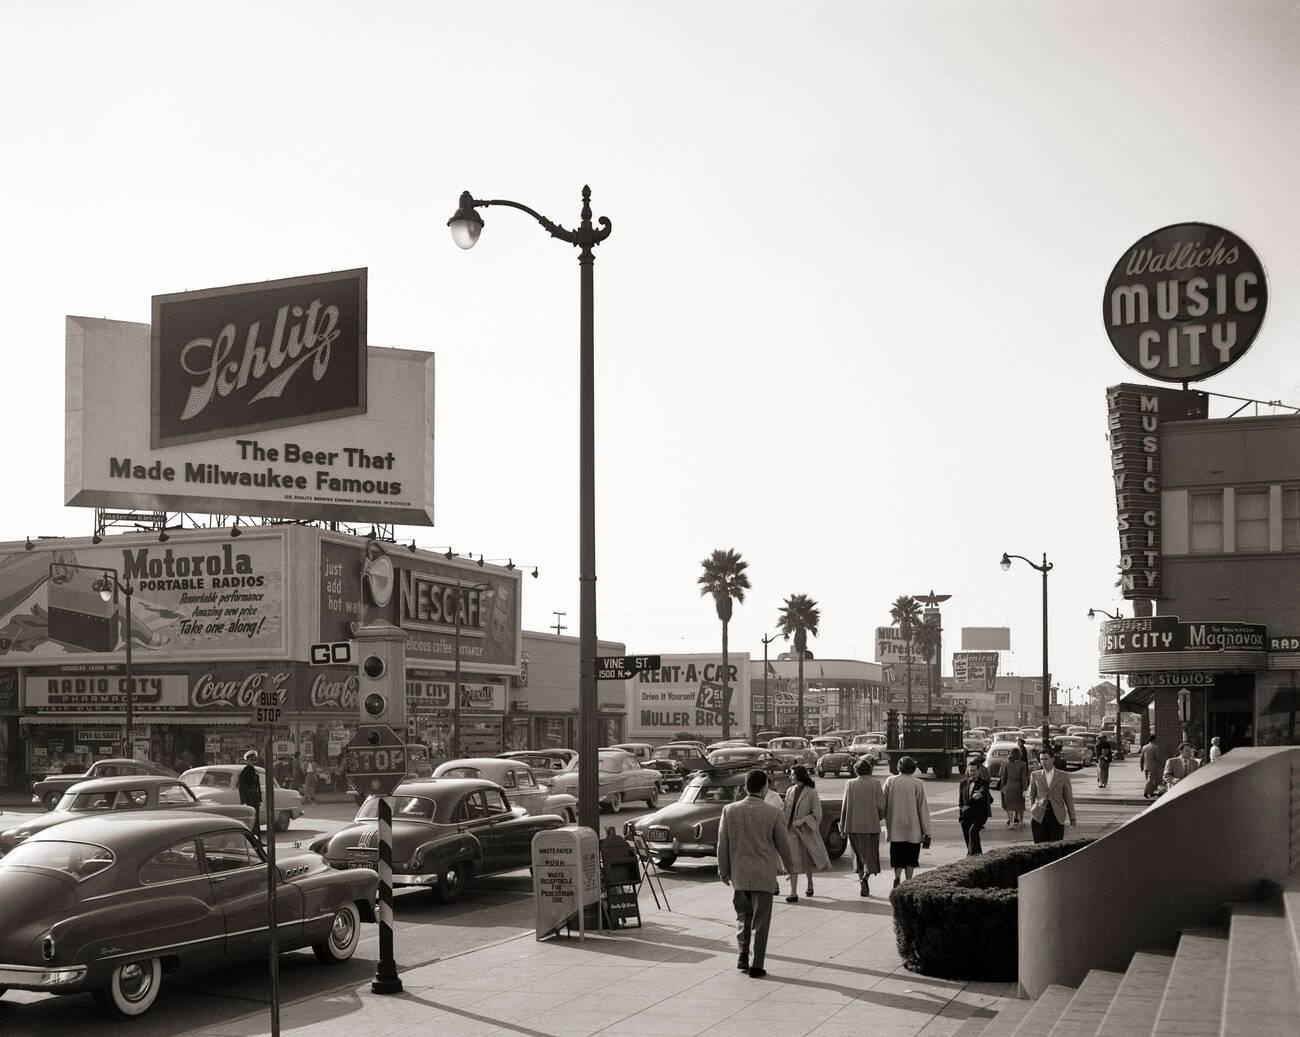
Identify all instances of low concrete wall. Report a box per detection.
[1018,746,1299,998]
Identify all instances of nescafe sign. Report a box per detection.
[1103,223,1267,382]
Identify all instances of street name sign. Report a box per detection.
[310,640,353,666]
[344,723,407,797]
[596,654,661,680]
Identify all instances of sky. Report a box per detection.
[2,1,1298,704]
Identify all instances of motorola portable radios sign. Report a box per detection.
[351,620,408,728]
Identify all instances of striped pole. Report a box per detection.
[371,795,402,993]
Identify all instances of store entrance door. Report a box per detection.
[1208,673,1254,754]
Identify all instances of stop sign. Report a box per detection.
[344,724,408,797]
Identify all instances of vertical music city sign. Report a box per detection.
[1106,384,1207,600]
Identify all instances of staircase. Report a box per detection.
[963,873,1300,1037]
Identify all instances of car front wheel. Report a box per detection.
[606,792,622,813]
[645,787,659,808]
[434,863,467,904]
[93,956,162,1019]
[313,902,361,964]
[41,791,60,811]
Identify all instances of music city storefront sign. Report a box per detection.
[1106,384,1207,600]
[1103,223,1268,382]
[66,271,434,526]
[1098,615,1267,673]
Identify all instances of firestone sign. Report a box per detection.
[1103,223,1267,382]
[151,269,367,447]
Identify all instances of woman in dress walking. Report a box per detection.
[883,756,931,888]
[783,765,829,902]
[840,757,886,896]
[1000,746,1029,827]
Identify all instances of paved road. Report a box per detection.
[0,767,1138,1035]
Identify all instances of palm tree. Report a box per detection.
[697,548,751,740]
[777,594,820,738]
[912,618,941,711]
[889,595,922,712]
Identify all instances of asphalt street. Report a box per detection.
[0,762,1141,1036]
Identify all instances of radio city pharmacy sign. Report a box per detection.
[1098,615,1266,673]
[66,269,435,526]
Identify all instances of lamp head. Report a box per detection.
[96,577,113,603]
[158,529,170,543]
[1087,608,1097,619]
[530,567,539,579]
[448,191,483,250]
[999,552,1011,571]
[229,523,241,538]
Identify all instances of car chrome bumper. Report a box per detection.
[0,963,89,990]
[392,872,437,887]
[646,839,713,857]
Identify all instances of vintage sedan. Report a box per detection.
[0,812,374,1018]
[651,742,710,777]
[705,746,791,785]
[309,779,564,903]
[548,749,662,812]
[809,735,847,758]
[31,759,177,812]
[626,765,845,869]
[179,765,305,832]
[1,776,255,854]
[431,758,577,822]
[1055,735,1093,770]
[766,736,817,769]
[815,743,862,778]
[848,732,889,764]
[608,742,654,763]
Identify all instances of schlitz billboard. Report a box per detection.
[66,270,435,526]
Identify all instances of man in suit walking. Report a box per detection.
[717,769,794,980]
[1162,742,1200,786]
[1028,745,1076,843]
[1139,734,1161,798]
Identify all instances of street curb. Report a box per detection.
[1074,795,1148,806]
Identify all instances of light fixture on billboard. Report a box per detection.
[92,534,102,545]
[477,555,485,567]
[445,547,454,560]
[24,537,34,551]
[407,541,418,553]
[229,521,242,538]
[158,529,170,543]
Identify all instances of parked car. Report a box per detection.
[649,742,711,781]
[815,742,861,777]
[0,812,374,1018]
[499,749,578,782]
[809,736,847,758]
[705,739,752,753]
[608,742,654,763]
[705,746,788,773]
[1,776,256,855]
[626,765,844,869]
[754,730,784,747]
[31,758,177,812]
[766,736,817,768]
[431,758,577,822]
[644,757,689,791]
[309,778,564,902]
[848,732,889,764]
[548,749,662,811]
[1055,735,1093,770]
[986,739,1042,789]
[179,765,305,832]
[963,730,990,753]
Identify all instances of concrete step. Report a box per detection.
[1222,900,1300,1035]
[1262,871,1300,977]
[976,996,1034,1037]
[1150,928,1228,1037]
[1046,969,1125,1037]
[1009,984,1075,1037]
[1094,950,1175,1037]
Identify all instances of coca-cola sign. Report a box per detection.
[191,669,290,710]
[151,269,367,447]
[310,673,359,710]
[1103,223,1267,382]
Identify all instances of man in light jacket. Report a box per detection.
[1162,742,1200,785]
[841,757,886,896]
[717,769,794,980]
[1028,745,1076,843]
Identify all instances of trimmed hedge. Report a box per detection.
[889,838,1092,980]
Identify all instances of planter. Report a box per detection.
[890,838,1092,980]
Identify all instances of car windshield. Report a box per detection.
[0,840,115,881]
[61,788,152,811]
[681,783,739,804]
[652,747,694,761]
[598,756,623,773]
[711,750,757,762]
[438,767,483,779]
[195,771,232,787]
[770,739,806,749]
[356,795,438,821]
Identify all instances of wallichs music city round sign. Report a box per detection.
[1103,222,1267,382]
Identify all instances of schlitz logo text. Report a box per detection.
[152,269,366,446]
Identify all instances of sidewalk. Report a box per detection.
[186,867,1016,1037]
[1069,756,1150,806]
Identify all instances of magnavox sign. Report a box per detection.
[1098,616,1266,656]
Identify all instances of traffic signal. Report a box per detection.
[352,620,408,729]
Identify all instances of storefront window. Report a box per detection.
[1190,491,1224,553]
[535,716,570,749]
[1234,489,1269,552]
[460,716,503,757]
[1257,679,1300,746]
[1284,488,1300,550]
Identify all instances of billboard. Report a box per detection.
[953,651,1000,690]
[0,534,286,664]
[961,627,1011,651]
[626,654,751,740]
[151,270,367,447]
[874,626,911,665]
[66,313,435,526]
[318,538,521,672]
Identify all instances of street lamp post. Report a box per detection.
[49,562,134,757]
[451,582,490,760]
[449,187,611,832]
[761,632,779,732]
[1000,551,1054,748]
[1088,607,1127,760]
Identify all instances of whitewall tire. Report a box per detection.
[313,902,361,964]
[93,956,162,1019]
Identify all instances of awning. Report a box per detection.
[19,714,251,726]
[1119,686,1156,711]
